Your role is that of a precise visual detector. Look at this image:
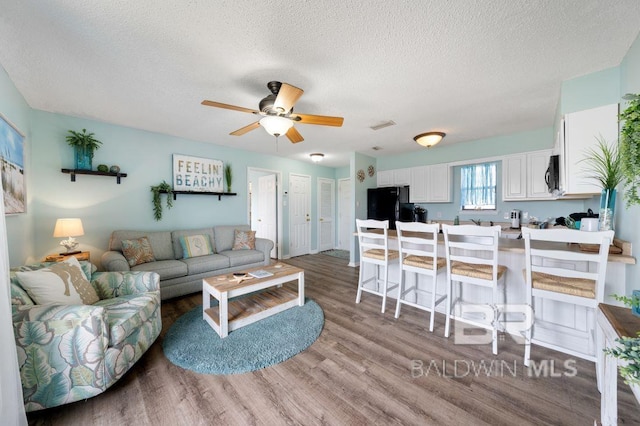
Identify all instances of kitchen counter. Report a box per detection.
[374,228,635,265]
[355,225,634,357]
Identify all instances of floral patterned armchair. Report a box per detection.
[10,261,161,411]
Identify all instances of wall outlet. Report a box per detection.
[436,212,442,218]
[523,211,529,220]
[503,212,509,219]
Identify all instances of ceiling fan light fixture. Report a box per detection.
[310,153,324,162]
[259,116,294,136]
[414,131,446,148]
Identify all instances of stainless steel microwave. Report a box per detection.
[546,154,560,193]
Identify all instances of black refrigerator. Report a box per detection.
[367,186,413,230]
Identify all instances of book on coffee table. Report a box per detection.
[249,269,274,278]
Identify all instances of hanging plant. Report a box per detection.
[619,93,640,207]
[150,181,173,221]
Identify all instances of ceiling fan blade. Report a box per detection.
[286,126,304,143]
[291,113,344,127]
[273,83,304,114]
[201,100,258,114]
[230,121,260,136]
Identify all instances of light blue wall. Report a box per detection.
[350,152,376,263]
[23,110,336,267]
[378,127,554,170]
[0,65,33,266]
[618,32,640,295]
[560,67,621,114]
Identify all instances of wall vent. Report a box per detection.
[369,120,396,131]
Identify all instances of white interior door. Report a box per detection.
[338,178,352,251]
[256,174,277,258]
[317,178,335,252]
[289,173,311,257]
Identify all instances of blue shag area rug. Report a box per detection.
[162,299,324,375]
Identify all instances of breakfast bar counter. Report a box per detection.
[355,227,635,356]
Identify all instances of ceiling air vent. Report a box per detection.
[369,120,396,131]
[372,146,383,151]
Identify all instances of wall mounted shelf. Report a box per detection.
[159,190,237,201]
[61,169,128,184]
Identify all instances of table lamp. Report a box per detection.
[53,218,84,254]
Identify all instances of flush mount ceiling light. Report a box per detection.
[310,153,324,162]
[414,131,446,148]
[259,115,294,136]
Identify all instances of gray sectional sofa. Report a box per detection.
[101,225,274,300]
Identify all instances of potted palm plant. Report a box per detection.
[66,128,102,170]
[581,137,623,231]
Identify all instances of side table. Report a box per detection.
[43,251,90,263]
[596,303,640,425]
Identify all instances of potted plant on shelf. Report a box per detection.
[224,163,233,193]
[66,128,102,170]
[620,93,640,207]
[150,181,173,221]
[581,137,623,231]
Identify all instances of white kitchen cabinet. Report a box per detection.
[502,154,527,200]
[393,169,411,186]
[502,150,553,201]
[377,168,410,187]
[377,170,393,187]
[562,103,619,195]
[410,164,451,203]
[527,150,553,198]
[427,163,451,202]
[410,166,428,202]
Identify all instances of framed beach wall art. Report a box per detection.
[173,154,223,193]
[0,112,25,214]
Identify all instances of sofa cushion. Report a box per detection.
[219,249,265,267]
[110,230,174,261]
[180,234,214,258]
[172,228,215,258]
[94,292,159,347]
[181,254,230,275]
[131,259,188,280]
[214,225,250,252]
[15,257,100,305]
[121,237,156,267]
[233,229,256,250]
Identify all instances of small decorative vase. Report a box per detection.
[598,188,617,231]
[633,290,640,317]
[74,146,92,170]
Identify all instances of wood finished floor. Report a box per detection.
[28,254,640,425]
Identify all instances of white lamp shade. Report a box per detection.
[259,116,294,136]
[414,132,445,147]
[53,218,84,237]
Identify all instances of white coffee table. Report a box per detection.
[202,263,305,338]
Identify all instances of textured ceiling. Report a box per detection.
[1,1,639,167]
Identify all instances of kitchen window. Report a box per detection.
[460,162,497,210]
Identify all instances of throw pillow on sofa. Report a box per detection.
[15,256,100,305]
[232,229,256,250]
[122,236,156,266]
[180,234,214,258]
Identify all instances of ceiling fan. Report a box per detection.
[201,81,344,143]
